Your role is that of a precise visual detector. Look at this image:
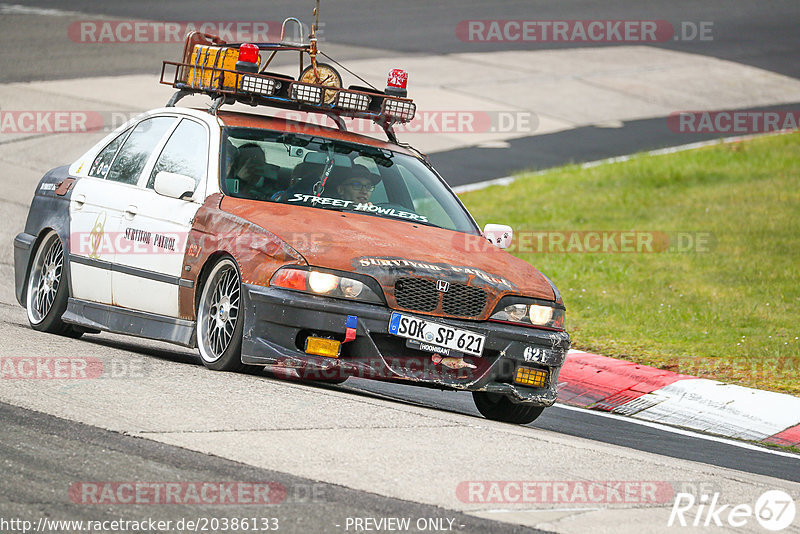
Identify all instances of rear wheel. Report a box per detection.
[26,231,80,337]
[196,257,245,372]
[472,391,545,425]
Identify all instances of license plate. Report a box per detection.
[388,312,486,357]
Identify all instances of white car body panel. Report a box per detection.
[68,177,125,304]
[112,188,202,316]
[67,108,223,318]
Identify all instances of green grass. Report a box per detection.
[459,132,800,396]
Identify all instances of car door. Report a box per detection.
[69,116,178,304]
[110,118,210,317]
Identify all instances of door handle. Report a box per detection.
[124,205,138,219]
[73,194,86,208]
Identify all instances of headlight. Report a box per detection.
[270,267,382,304]
[489,299,565,330]
[308,272,338,294]
[528,305,554,325]
[506,304,527,322]
[339,277,364,298]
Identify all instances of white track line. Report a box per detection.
[553,404,800,460]
[0,3,84,16]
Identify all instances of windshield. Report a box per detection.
[220,127,479,233]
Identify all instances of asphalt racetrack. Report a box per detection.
[1,2,799,533]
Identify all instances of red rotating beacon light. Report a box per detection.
[385,69,408,98]
[236,43,260,73]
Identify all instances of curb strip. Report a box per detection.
[557,350,800,447]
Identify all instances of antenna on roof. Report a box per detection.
[313,0,321,38]
[308,0,321,73]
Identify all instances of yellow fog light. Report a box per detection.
[514,366,548,388]
[304,337,341,358]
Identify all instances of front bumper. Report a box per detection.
[241,284,570,406]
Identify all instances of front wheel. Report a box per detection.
[26,231,79,337]
[196,257,245,372]
[472,391,545,425]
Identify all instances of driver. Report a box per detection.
[327,165,379,204]
[228,143,278,200]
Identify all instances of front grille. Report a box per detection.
[442,284,487,317]
[394,278,438,312]
[394,278,488,318]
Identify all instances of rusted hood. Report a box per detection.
[221,197,555,301]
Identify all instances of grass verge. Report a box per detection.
[459,132,800,396]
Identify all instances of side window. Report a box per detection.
[105,117,176,185]
[88,128,131,179]
[147,119,208,190]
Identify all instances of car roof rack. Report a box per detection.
[160,3,415,144]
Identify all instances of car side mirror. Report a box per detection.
[482,224,513,249]
[154,171,196,200]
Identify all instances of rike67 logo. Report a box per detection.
[668,490,796,531]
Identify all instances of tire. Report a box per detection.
[26,231,80,338]
[196,257,246,372]
[472,391,545,425]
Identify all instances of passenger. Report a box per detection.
[228,143,278,200]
